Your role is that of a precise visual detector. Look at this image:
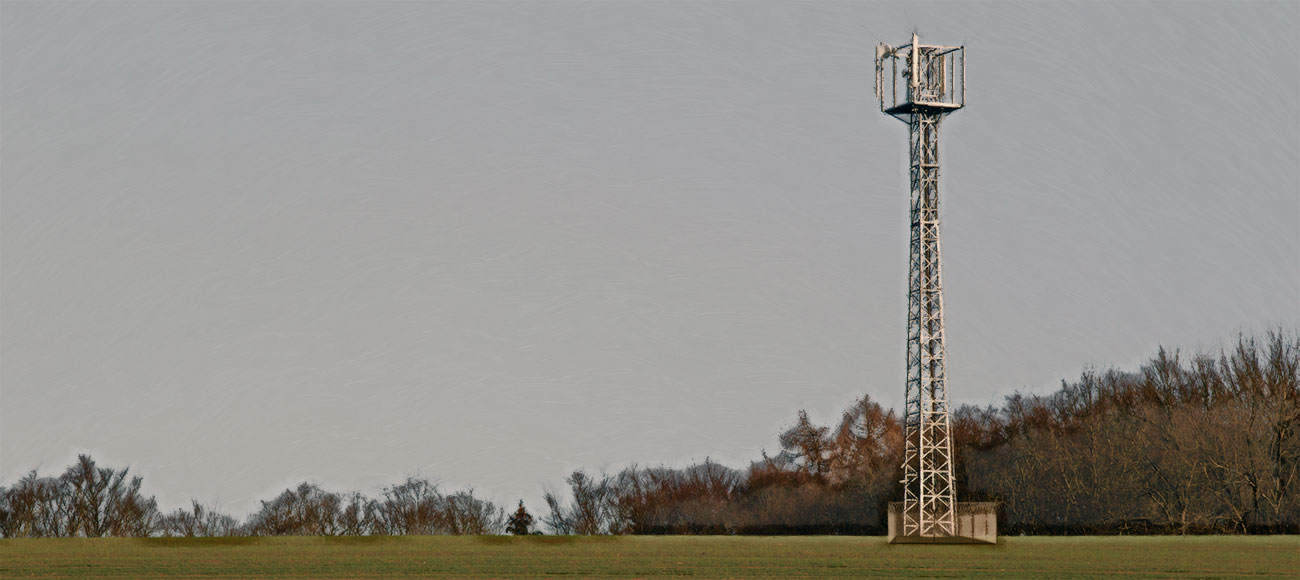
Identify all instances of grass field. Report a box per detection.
[1,535,1296,579]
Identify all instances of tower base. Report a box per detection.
[887,502,998,544]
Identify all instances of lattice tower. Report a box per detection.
[875,33,965,538]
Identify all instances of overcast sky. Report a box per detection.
[2,1,1297,516]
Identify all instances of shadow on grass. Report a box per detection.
[476,535,625,546]
[133,535,624,548]
[319,535,413,545]
[134,537,266,548]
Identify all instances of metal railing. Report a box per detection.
[876,40,965,114]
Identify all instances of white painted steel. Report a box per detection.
[876,34,965,540]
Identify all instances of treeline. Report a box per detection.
[0,463,504,538]
[2,331,1296,537]
[541,331,1299,535]
[540,399,898,535]
[958,331,1299,534]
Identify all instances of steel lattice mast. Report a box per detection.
[876,33,965,539]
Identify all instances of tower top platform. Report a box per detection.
[876,34,965,119]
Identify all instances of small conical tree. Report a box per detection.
[505,500,534,535]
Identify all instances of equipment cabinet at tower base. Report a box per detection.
[887,502,998,544]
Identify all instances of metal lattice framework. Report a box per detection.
[876,34,965,539]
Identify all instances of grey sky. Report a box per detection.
[2,1,1297,517]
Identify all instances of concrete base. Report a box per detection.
[887,502,997,544]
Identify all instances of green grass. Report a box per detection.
[1,536,1296,579]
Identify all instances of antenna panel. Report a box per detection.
[876,41,964,115]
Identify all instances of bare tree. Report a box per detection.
[370,476,441,535]
[544,470,614,535]
[246,482,353,536]
[443,489,504,535]
[829,396,902,490]
[779,410,832,479]
[367,477,500,535]
[159,500,242,537]
[0,470,74,537]
[62,455,157,537]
